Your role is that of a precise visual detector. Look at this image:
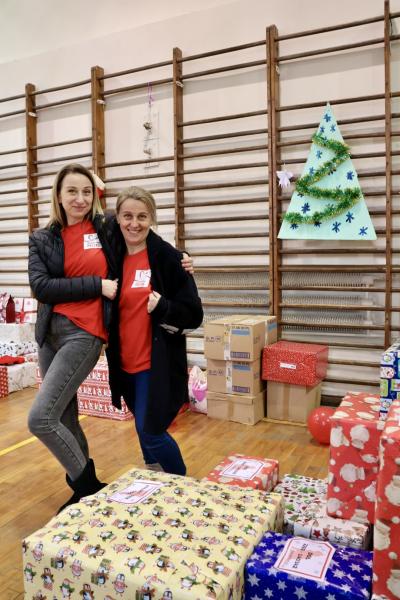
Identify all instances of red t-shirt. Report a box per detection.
[119,249,152,373]
[53,220,108,341]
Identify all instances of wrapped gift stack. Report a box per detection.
[23,468,284,600]
[0,322,38,398]
[37,357,132,421]
[262,340,328,423]
[204,314,277,425]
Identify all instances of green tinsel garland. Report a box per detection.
[283,133,362,226]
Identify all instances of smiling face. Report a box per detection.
[58,172,94,226]
[117,198,152,254]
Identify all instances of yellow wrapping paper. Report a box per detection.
[23,469,283,599]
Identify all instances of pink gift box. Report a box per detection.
[203,453,279,491]
[373,400,400,600]
[327,391,385,525]
[262,341,328,386]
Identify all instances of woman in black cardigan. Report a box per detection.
[106,186,203,475]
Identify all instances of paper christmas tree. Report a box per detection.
[278,103,376,240]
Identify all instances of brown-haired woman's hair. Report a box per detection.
[115,186,158,227]
[47,163,104,228]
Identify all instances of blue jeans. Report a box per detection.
[121,370,186,476]
[28,313,103,480]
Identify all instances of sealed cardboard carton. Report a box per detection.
[207,358,262,395]
[207,389,265,425]
[204,315,277,362]
[266,380,321,423]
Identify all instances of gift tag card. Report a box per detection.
[274,537,335,582]
[109,480,164,504]
[220,458,264,480]
[131,269,151,288]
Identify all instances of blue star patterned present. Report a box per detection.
[244,531,372,599]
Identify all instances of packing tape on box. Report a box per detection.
[223,325,232,361]
[226,361,232,393]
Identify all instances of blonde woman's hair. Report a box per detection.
[48,163,104,228]
[116,186,158,226]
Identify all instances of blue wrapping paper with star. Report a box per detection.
[278,103,377,240]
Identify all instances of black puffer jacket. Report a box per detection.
[29,214,118,346]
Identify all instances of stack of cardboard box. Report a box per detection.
[204,315,277,425]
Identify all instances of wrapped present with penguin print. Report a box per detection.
[373,400,400,600]
[327,391,385,524]
[22,468,284,600]
[244,531,373,600]
[204,453,279,492]
[274,474,371,550]
[380,340,400,419]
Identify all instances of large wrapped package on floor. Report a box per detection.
[275,474,371,550]
[372,399,400,600]
[244,531,373,600]
[327,391,384,524]
[203,453,279,492]
[22,468,284,599]
[0,362,36,397]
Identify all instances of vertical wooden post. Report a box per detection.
[91,66,106,208]
[266,25,281,328]
[25,83,39,233]
[173,47,185,250]
[384,0,392,347]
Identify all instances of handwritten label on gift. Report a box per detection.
[109,480,164,504]
[274,538,335,582]
[219,458,264,480]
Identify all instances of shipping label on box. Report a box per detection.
[275,475,371,550]
[207,389,265,425]
[204,315,277,362]
[266,380,321,423]
[380,339,400,419]
[327,391,384,525]
[245,531,373,600]
[262,340,328,386]
[204,453,279,491]
[22,469,283,600]
[207,358,262,395]
[373,399,400,600]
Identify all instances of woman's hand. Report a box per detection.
[101,279,118,300]
[181,253,194,275]
[148,291,161,313]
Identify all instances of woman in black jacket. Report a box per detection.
[106,186,203,475]
[28,163,119,513]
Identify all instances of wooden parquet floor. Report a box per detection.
[0,386,329,598]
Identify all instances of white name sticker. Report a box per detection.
[280,362,297,370]
[131,269,151,288]
[83,233,102,249]
[274,538,335,582]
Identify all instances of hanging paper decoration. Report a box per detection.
[278,103,376,240]
[276,169,293,189]
[91,172,105,199]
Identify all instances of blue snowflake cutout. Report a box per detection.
[346,171,354,181]
[301,203,310,214]
[330,124,336,132]
[359,226,368,236]
[346,212,354,223]
[316,150,323,159]
[319,126,325,134]
[332,221,341,233]
[290,223,298,230]
[313,221,322,227]
[324,113,331,122]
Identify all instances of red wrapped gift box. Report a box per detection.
[327,391,385,525]
[262,340,328,386]
[373,399,400,600]
[0,366,8,398]
[203,453,279,491]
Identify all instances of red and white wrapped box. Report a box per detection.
[0,362,36,396]
[327,391,385,525]
[373,400,400,600]
[203,453,279,491]
[37,359,132,421]
[262,340,328,386]
[14,297,37,324]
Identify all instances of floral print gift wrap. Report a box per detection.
[23,469,283,600]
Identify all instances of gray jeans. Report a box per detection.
[28,313,103,480]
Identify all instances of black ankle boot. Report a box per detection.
[57,459,107,514]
